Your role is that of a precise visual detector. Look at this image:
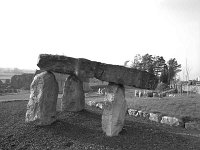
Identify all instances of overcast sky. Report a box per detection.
[0,0,199,80]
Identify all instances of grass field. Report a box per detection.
[0,90,30,101]
[1,88,200,121]
[125,89,200,119]
[85,87,200,120]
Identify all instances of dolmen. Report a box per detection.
[25,54,158,136]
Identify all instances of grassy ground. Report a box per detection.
[125,89,200,119]
[1,100,200,149]
[1,88,200,120]
[85,88,200,120]
[0,90,63,102]
[0,90,30,101]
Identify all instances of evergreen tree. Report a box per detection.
[167,58,181,84]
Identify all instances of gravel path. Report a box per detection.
[0,101,200,150]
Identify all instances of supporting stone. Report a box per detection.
[61,75,85,112]
[25,71,59,125]
[102,83,127,136]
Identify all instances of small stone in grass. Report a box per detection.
[149,112,164,123]
[185,121,200,130]
[161,116,182,126]
[128,109,138,116]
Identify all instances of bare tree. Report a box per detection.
[185,58,191,96]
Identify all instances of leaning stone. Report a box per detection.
[102,83,127,136]
[185,121,200,130]
[61,75,85,112]
[161,116,182,126]
[149,112,163,123]
[25,71,59,125]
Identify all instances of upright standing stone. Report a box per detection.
[25,71,59,125]
[102,83,127,136]
[61,75,85,112]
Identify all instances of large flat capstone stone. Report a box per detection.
[37,54,158,89]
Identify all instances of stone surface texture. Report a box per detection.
[25,71,58,125]
[128,109,138,116]
[102,83,127,136]
[37,54,158,89]
[161,116,181,126]
[185,121,200,130]
[61,75,85,112]
[149,112,164,123]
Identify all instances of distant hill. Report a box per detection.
[0,67,35,74]
[0,68,35,79]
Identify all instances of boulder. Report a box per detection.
[87,100,96,106]
[96,103,103,109]
[102,83,127,136]
[137,110,143,117]
[161,116,182,126]
[61,75,85,112]
[185,121,200,130]
[153,92,159,97]
[25,71,59,125]
[37,54,158,89]
[149,112,164,123]
[142,111,149,118]
[128,109,138,116]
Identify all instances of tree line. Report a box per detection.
[124,54,181,85]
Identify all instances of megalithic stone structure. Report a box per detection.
[25,71,59,125]
[102,83,127,136]
[61,75,85,112]
[37,54,158,89]
[27,53,159,135]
